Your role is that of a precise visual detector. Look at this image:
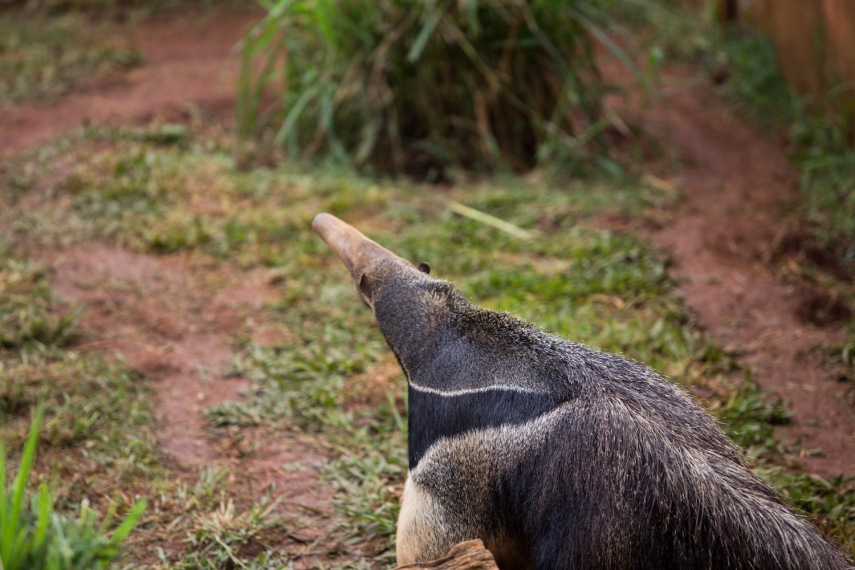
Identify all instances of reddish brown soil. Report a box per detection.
[630,71,855,478]
[0,5,261,159]
[46,242,336,563]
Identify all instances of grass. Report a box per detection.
[3,119,854,563]
[236,0,646,177]
[0,257,77,350]
[1,406,147,570]
[0,11,143,105]
[167,495,290,569]
[792,115,855,274]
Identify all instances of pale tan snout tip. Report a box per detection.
[311,212,338,237]
[311,212,359,258]
[311,212,370,275]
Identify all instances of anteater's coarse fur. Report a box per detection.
[312,213,854,570]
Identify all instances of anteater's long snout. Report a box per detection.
[312,213,410,303]
[312,213,397,275]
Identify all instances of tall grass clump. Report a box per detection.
[1,405,147,570]
[238,0,634,178]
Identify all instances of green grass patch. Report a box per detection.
[794,121,855,266]
[764,469,855,550]
[6,125,667,265]
[0,257,77,350]
[0,12,143,105]
[209,305,405,564]
[1,406,146,570]
[164,493,290,569]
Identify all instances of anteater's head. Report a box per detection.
[311,212,433,310]
[312,213,444,373]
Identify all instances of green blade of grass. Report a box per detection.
[33,485,50,554]
[6,405,44,567]
[273,80,320,147]
[107,498,147,547]
[0,443,8,565]
[407,2,444,63]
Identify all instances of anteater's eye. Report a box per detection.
[417,262,431,275]
[358,272,374,302]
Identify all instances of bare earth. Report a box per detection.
[1,5,853,563]
[637,78,855,477]
[0,5,258,159]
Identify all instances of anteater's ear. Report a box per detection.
[417,262,431,275]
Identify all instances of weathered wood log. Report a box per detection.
[393,539,498,570]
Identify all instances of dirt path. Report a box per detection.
[47,242,337,564]
[3,4,279,472]
[638,76,855,478]
[2,6,338,564]
[0,5,261,159]
[48,242,333,495]
[2,3,299,472]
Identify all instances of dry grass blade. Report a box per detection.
[449,201,538,240]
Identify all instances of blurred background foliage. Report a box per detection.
[231,0,852,269]
[235,0,645,179]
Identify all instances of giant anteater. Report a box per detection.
[312,212,853,570]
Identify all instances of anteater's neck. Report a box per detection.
[372,279,458,380]
[373,281,571,468]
